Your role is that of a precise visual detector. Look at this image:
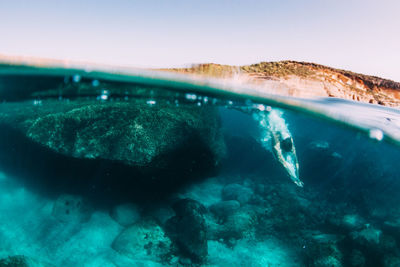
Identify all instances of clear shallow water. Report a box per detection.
[0,64,400,266]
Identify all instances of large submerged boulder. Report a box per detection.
[0,101,226,200]
[1,101,225,168]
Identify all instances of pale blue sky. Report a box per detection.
[0,0,399,81]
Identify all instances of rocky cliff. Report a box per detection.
[163,61,400,107]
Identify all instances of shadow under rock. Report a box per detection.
[0,124,219,208]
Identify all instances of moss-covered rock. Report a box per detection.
[0,100,226,199]
[7,101,225,168]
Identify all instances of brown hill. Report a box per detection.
[163,61,400,107]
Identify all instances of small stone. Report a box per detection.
[111,219,172,263]
[110,203,141,227]
[51,194,92,223]
[221,184,253,205]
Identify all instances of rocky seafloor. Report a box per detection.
[0,101,400,267]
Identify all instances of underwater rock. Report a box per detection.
[341,214,365,231]
[110,203,141,227]
[165,198,208,263]
[111,219,172,263]
[205,215,221,241]
[221,183,253,205]
[0,255,49,267]
[11,102,224,166]
[313,255,343,267]
[329,214,366,231]
[0,102,226,195]
[304,240,343,267]
[260,189,309,235]
[51,194,92,223]
[209,200,240,219]
[179,177,224,207]
[351,226,382,246]
[218,208,257,240]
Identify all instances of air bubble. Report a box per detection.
[73,75,81,83]
[256,104,266,111]
[92,80,100,87]
[146,100,156,106]
[100,90,109,101]
[369,128,384,141]
[185,93,197,101]
[33,100,42,106]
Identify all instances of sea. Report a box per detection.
[0,63,399,266]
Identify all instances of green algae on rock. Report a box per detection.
[23,102,223,165]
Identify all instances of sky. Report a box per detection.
[0,0,399,81]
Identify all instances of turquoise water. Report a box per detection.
[0,65,400,266]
